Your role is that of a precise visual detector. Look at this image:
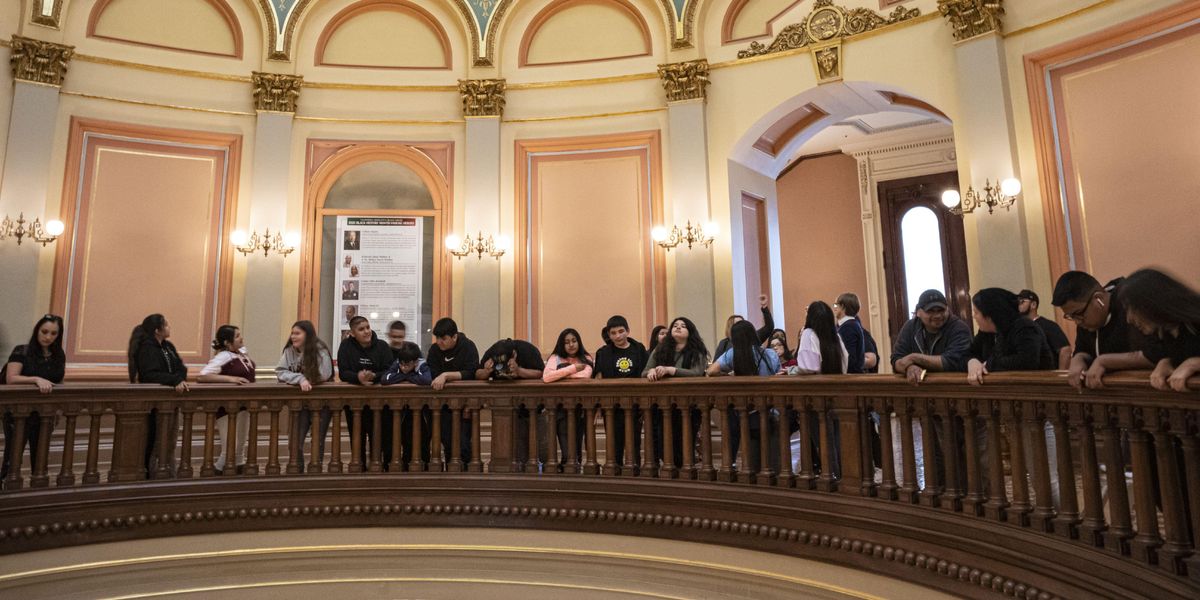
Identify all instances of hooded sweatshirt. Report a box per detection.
[337,333,393,384]
[275,346,333,386]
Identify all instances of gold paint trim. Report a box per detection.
[506,72,659,90]
[304,81,458,92]
[58,91,255,116]
[503,108,665,123]
[72,53,251,83]
[0,543,882,599]
[1004,0,1119,38]
[293,116,464,125]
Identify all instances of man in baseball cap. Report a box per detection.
[890,289,972,385]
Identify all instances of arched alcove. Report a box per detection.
[314,0,453,69]
[87,0,244,58]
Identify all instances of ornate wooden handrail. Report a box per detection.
[1,373,1198,599]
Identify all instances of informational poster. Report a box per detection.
[335,216,423,341]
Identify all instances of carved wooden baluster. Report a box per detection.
[566,403,580,474]
[391,406,402,472]
[286,402,302,475]
[267,403,281,476]
[4,414,27,489]
[916,399,941,506]
[56,411,78,487]
[175,407,193,479]
[622,400,637,477]
[201,408,217,477]
[737,398,754,484]
[960,399,984,516]
[325,402,340,473]
[368,402,383,473]
[83,412,102,485]
[1004,401,1031,526]
[856,398,876,498]
[225,400,240,476]
[603,403,617,476]
[756,400,774,486]
[469,404,483,473]
[1123,405,1162,564]
[816,397,836,492]
[896,398,917,503]
[681,400,696,480]
[776,397,795,489]
[877,399,897,500]
[526,402,540,473]
[1027,401,1056,531]
[1179,410,1200,577]
[660,401,677,479]
[451,403,465,472]
[348,405,364,473]
[1153,408,1192,574]
[640,402,655,478]
[937,399,962,511]
[982,400,1008,521]
[1072,403,1105,546]
[547,401,561,474]
[410,403,424,472]
[1050,402,1080,538]
[699,401,716,482]
[718,402,734,483]
[584,403,599,475]
[797,397,816,491]
[430,404,445,472]
[155,405,174,479]
[29,410,53,488]
[1100,404,1132,554]
[244,403,260,476]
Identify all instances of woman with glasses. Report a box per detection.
[1,315,66,488]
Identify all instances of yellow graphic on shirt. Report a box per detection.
[616,356,633,373]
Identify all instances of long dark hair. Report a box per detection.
[730,320,765,376]
[551,328,592,366]
[127,313,167,382]
[972,288,1022,334]
[25,314,65,363]
[804,301,844,375]
[1122,268,1200,333]
[652,317,709,370]
[648,325,667,352]
[211,324,238,352]
[284,320,330,384]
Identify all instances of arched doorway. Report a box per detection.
[299,144,452,344]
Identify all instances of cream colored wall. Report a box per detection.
[91,0,237,56]
[319,8,448,68]
[524,1,649,65]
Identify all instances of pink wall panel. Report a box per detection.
[775,153,869,339]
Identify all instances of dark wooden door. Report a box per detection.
[878,172,971,339]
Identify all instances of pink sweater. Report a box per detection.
[543,354,593,382]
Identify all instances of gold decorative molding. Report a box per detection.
[59,91,256,116]
[252,72,303,113]
[737,0,920,59]
[657,59,709,103]
[9,35,74,86]
[812,41,843,84]
[31,0,64,28]
[937,0,1004,41]
[458,79,506,117]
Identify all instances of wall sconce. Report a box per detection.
[652,221,718,251]
[0,213,64,246]
[231,229,299,257]
[446,231,508,260]
[942,178,1021,215]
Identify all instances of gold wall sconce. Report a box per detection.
[446,231,508,260]
[0,213,64,246]
[231,229,299,257]
[942,178,1021,215]
[652,221,718,251]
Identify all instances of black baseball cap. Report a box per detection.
[1017,289,1039,304]
[916,289,948,311]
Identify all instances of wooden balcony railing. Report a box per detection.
[1,373,1198,599]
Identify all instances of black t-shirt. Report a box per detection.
[481,339,544,379]
[2,345,65,384]
[1074,278,1161,358]
[594,339,649,379]
[1143,325,1200,368]
[1035,316,1071,354]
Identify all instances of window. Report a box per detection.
[899,206,946,314]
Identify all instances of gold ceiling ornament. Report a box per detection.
[657,59,710,103]
[251,72,303,113]
[737,0,920,59]
[938,0,1005,41]
[812,41,843,85]
[459,79,506,117]
[9,35,74,86]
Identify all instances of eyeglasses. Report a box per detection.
[1063,294,1096,322]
